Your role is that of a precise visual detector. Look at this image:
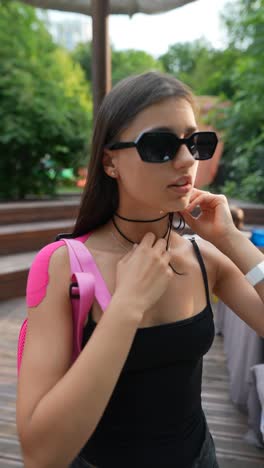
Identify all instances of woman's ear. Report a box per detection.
[102,150,118,178]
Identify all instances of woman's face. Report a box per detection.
[104,97,199,216]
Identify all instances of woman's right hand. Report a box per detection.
[113,232,173,317]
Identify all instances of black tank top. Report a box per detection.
[79,239,215,468]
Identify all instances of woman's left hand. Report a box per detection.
[179,188,238,244]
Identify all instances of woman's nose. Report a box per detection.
[172,144,196,169]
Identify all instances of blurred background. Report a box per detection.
[1,0,264,203]
[1,2,264,467]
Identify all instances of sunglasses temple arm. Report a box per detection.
[105,142,136,150]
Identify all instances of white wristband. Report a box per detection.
[245,260,264,286]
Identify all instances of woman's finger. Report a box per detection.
[188,189,209,205]
[139,232,156,248]
[189,188,205,203]
[162,250,173,266]
[185,196,206,212]
[186,192,217,212]
[119,243,138,263]
[153,237,167,255]
[179,210,198,230]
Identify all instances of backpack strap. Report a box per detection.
[62,238,111,364]
[65,238,112,310]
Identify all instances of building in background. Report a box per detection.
[38,10,92,50]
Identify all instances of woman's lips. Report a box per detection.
[168,183,192,194]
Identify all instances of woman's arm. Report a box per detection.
[206,235,264,336]
[17,246,143,468]
[180,189,264,336]
[214,228,264,277]
[214,228,264,303]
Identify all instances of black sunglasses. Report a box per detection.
[105,130,218,163]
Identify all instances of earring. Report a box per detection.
[111,171,116,177]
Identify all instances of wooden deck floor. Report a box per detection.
[0,297,264,468]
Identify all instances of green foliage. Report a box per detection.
[211,0,264,202]
[3,0,263,202]
[111,48,163,85]
[0,1,92,200]
[159,39,210,76]
[221,0,264,51]
[159,39,240,99]
[72,41,92,82]
[72,42,163,86]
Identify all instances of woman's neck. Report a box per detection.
[111,210,171,246]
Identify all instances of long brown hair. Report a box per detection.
[72,71,195,237]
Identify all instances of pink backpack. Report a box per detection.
[17,237,111,376]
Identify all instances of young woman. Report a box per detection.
[16,72,264,468]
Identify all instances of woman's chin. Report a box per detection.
[168,195,191,212]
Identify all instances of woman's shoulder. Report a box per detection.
[186,235,232,289]
[28,232,90,272]
[26,240,70,308]
[187,234,223,263]
[183,235,228,292]
[29,239,68,272]
[26,231,93,308]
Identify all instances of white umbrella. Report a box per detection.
[21,1,197,15]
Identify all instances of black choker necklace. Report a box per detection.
[111,212,181,274]
[112,213,171,245]
[114,212,169,223]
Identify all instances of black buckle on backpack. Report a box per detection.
[56,233,74,241]
[69,282,80,299]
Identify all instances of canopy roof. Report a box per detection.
[21,0,197,16]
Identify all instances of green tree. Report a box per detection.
[72,42,163,86]
[159,39,210,76]
[0,1,92,200]
[111,48,163,85]
[212,0,264,202]
[72,41,92,82]
[159,39,240,99]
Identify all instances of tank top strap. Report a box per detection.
[189,237,210,305]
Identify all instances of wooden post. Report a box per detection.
[91,0,111,120]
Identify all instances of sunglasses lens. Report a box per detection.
[137,131,218,162]
[138,133,179,163]
[193,133,218,160]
